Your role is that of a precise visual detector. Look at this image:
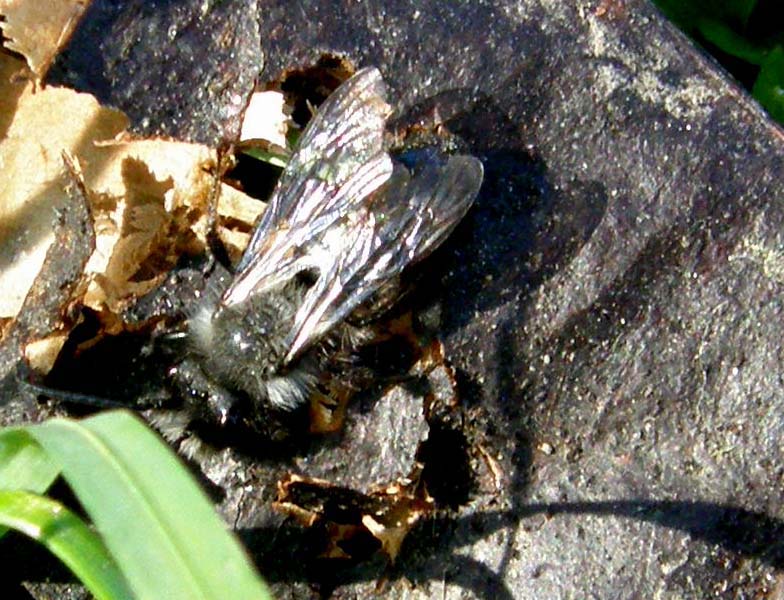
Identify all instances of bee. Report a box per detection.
[166,67,483,434]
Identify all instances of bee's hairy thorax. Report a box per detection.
[188,276,318,410]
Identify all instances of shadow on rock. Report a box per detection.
[236,498,784,598]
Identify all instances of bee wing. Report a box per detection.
[223,67,394,306]
[284,154,483,362]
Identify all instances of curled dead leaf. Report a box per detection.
[273,467,433,563]
[0,51,128,320]
[1,45,268,370]
[0,0,91,80]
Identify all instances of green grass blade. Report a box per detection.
[0,428,61,492]
[27,410,271,600]
[241,146,289,168]
[0,428,62,539]
[0,489,134,600]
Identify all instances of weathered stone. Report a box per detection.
[9,0,781,598]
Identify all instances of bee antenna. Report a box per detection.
[15,364,165,410]
[17,377,129,409]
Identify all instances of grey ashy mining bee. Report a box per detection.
[164,67,483,436]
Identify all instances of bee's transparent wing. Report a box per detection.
[284,155,483,362]
[223,67,394,306]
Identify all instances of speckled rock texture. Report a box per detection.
[1,0,782,598]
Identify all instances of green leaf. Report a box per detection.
[241,146,289,169]
[653,0,759,32]
[0,428,61,539]
[0,490,134,600]
[0,428,61,492]
[720,0,758,28]
[697,18,768,64]
[753,45,784,123]
[26,410,272,600]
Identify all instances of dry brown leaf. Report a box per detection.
[273,469,433,563]
[217,180,266,224]
[239,90,289,147]
[0,11,271,368]
[363,474,433,563]
[215,181,265,262]
[0,51,128,319]
[0,0,91,80]
[24,333,69,373]
[0,51,28,136]
[79,141,264,322]
[0,50,264,331]
[360,514,413,563]
[77,140,214,321]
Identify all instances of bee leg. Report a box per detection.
[168,357,239,428]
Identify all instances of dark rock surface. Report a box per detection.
[48,0,262,146]
[2,0,780,598]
